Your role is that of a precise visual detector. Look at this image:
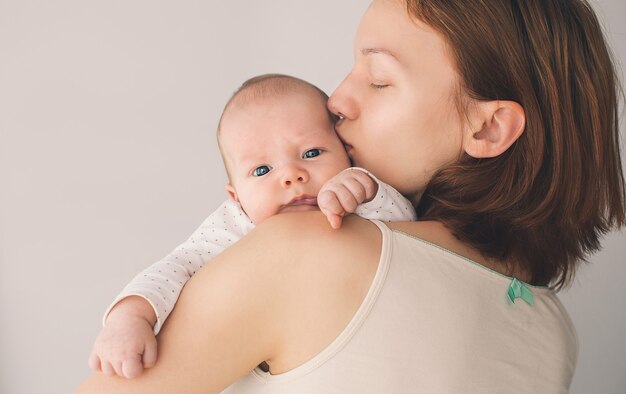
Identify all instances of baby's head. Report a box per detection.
[217,74,351,224]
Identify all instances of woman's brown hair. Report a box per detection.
[408,0,625,288]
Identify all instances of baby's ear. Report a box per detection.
[225,184,239,202]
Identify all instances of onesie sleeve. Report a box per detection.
[351,167,417,222]
[102,199,255,334]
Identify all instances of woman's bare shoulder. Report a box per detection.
[237,212,383,373]
[210,211,381,281]
[253,211,381,255]
[255,210,379,240]
[197,210,382,296]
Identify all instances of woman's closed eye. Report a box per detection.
[303,148,322,159]
[370,82,389,90]
[253,165,272,177]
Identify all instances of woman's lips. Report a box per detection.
[337,132,354,162]
[335,128,353,154]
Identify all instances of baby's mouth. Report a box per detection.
[286,195,317,206]
[280,195,319,213]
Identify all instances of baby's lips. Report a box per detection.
[286,194,318,206]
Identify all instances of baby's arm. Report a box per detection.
[318,167,416,228]
[102,199,254,334]
[89,199,254,378]
[352,168,417,222]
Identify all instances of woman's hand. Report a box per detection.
[318,168,379,229]
[88,296,158,379]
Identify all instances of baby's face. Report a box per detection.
[220,90,350,224]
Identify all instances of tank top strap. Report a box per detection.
[369,219,394,243]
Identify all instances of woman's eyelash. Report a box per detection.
[370,83,389,89]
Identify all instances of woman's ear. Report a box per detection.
[225,184,239,202]
[463,100,526,158]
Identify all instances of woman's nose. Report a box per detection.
[328,73,358,121]
[281,166,309,188]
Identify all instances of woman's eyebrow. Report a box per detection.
[361,47,398,59]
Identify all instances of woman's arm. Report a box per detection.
[75,212,381,393]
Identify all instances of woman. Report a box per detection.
[77,0,625,392]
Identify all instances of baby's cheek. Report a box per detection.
[243,199,280,225]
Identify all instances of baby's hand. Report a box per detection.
[318,168,378,229]
[88,298,157,379]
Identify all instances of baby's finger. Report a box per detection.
[318,190,344,215]
[112,360,125,377]
[348,170,378,201]
[320,206,343,229]
[142,339,158,369]
[122,355,143,379]
[329,214,343,229]
[318,199,343,230]
[334,184,359,213]
[100,360,115,377]
[341,177,368,205]
[88,353,102,372]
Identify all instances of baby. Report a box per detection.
[89,74,416,378]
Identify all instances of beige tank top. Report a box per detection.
[222,220,578,393]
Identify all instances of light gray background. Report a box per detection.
[0,1,624,393]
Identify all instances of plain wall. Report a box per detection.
[0,1,624,393]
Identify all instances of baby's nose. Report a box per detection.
[281,167,309,187]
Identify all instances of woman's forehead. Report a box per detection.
[357,0,444,61]
[356,0,456,81]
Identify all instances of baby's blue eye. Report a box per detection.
[303,149,321,159]
[253,165,272,177]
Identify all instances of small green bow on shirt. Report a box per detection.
[507,278,534,306]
